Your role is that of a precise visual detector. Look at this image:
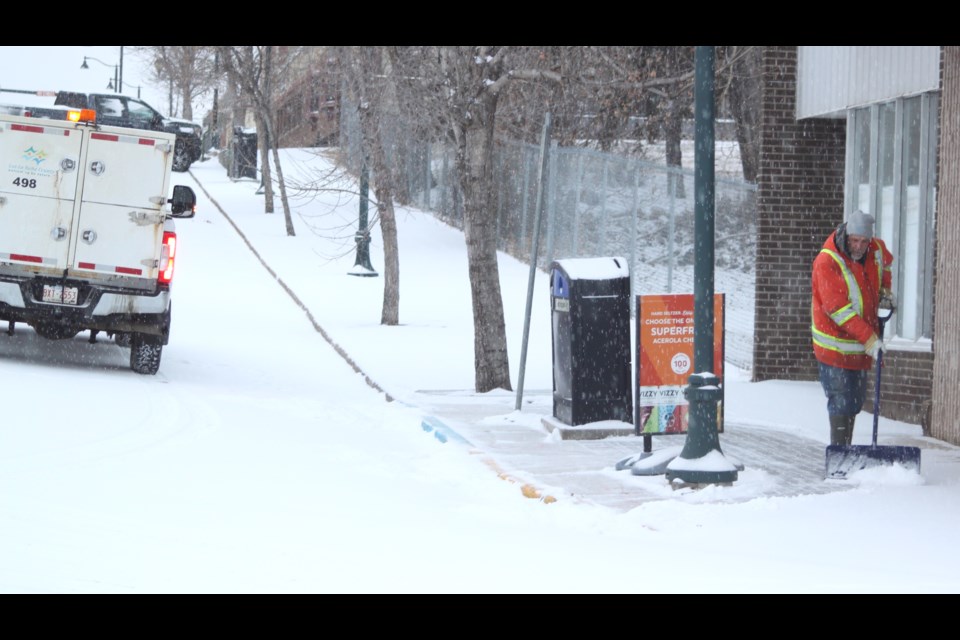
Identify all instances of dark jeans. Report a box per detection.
[818,362,869,417]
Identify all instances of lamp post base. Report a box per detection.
[348,265,378,277]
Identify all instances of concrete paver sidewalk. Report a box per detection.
[412,389,868,512]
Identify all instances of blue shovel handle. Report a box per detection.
[872,307,894,446]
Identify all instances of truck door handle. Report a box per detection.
[81,229,97,244]
[51,227,67,241]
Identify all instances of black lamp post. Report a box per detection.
[348,157,378,277]
[81,56,119,94]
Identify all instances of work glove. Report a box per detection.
[880,288,897,312]
[864,333,881,359]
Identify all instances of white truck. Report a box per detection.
[0,108,196,374]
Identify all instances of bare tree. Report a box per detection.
[337,46,760,391]
[584,45,759,183]
[496,46,762,185]
[438,47,515,391]
[337,46,402,325]
[132,46,216,119]
[719,46,761,183]
[379,47,564,392]
[218,46,298,235]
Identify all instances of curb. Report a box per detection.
[421,415,557,504]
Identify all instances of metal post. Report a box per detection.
[516,112,552,410]
[349,157,378,277]
[665,46,738,485]
[119,46,123,94]
[213,51,220,149]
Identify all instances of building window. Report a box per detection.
[845,93,938,343]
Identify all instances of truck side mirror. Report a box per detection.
[169,185,197,218]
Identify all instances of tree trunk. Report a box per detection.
[372,47,400,323]
[181,85,193,120]
[728,46,761,183]
[259,47,275,214]
[256,112,274,213]
[664,103,683,168]
[257,68,295,236]
[664,102,685,198]
[376,189,399,325]
[456,103,512,393]
[344,45,401,325]
[270,143,296,236]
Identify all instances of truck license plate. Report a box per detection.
[42,285,79,305]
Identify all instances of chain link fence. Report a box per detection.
[339,107,757,371]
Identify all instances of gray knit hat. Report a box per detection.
[846,209,875,237]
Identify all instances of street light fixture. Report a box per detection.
[81,55,119,94]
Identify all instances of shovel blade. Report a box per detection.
[825,444,922,480]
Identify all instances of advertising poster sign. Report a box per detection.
[635,293,724,435]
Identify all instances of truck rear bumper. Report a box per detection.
[0,279,171,339]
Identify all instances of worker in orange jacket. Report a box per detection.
[811,210,895,446]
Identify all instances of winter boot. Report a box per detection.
[829,415,851,446]
[844,415,856,445]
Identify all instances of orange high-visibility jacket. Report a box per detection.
[811,230,893,370]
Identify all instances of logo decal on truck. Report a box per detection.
[8,145,56,179]
[22,146,47,166]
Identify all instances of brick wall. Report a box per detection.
[878,351,934,433]
[931,46,960,445]
[754,46,845,383]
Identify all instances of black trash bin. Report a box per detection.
[231,126,258,180]
[550,257,633,426]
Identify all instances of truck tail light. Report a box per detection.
[158,231,177,284]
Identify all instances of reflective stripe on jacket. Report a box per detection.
[811,231,893,370]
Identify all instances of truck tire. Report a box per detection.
[130,333,163,375]
[172,139,191,172]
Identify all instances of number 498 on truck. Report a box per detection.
[0,107,197,374]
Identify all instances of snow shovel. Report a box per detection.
[824,308,921,479]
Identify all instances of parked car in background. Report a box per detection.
[164,116,204,164]
[1,89,202,173]
[54,92,202,172]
